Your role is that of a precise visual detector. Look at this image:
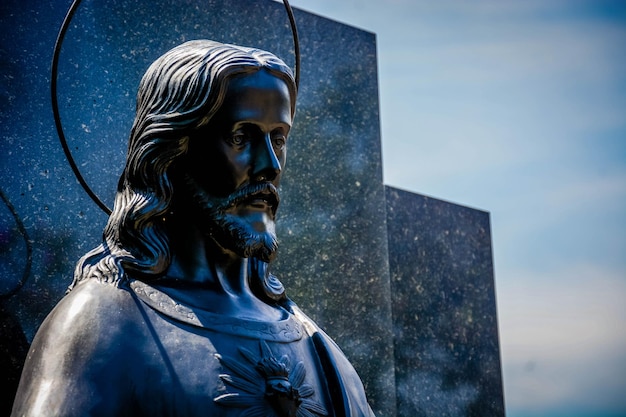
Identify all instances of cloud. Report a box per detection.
[377,11,626,190]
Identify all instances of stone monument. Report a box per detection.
[386,187,505,416]
[1,1,504,416]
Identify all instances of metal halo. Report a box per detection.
[51,0,301,216]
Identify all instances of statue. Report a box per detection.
[11,40,375,416]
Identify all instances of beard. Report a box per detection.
[182,174,280,263]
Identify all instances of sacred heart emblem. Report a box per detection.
[214,340,327,417]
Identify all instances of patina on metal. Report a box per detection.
[12,40,375,416]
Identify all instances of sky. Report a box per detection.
[287,1,626,416]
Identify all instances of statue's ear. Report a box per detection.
[248,258,285,303]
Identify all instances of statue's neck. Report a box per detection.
[160,219,282,321]
[165,219,247,291]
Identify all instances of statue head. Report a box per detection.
[71,40,297,295]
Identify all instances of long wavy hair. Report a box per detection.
[70,40,296,299]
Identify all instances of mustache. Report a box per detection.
[183,174,280,215]
[225,182,280,214]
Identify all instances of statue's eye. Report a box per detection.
[228,132,247,147]
[272,135,286,150]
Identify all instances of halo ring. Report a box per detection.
[51,0,300,215]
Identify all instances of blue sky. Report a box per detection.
[287,1,626,416]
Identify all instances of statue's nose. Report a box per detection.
[252,135,281,182]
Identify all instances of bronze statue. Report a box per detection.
[12,40,375,416]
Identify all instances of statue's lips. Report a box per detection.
[231,185,280,216]
[246,195,274,208]
[183,173,281,218]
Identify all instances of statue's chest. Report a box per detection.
[130,302,330,417]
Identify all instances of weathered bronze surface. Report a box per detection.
[12,40,375,416]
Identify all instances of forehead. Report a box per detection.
[219,70,293,122]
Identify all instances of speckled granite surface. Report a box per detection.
[386,186,505,416]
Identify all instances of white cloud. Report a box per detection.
[378,15,626,192]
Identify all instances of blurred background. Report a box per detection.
[288,1,626,417]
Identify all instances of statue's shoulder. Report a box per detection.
[30,279,146,365]
[51,279,142,332]
[12,280,142,416]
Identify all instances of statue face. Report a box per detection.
[182,69,293,261]
[189,69,292,198]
